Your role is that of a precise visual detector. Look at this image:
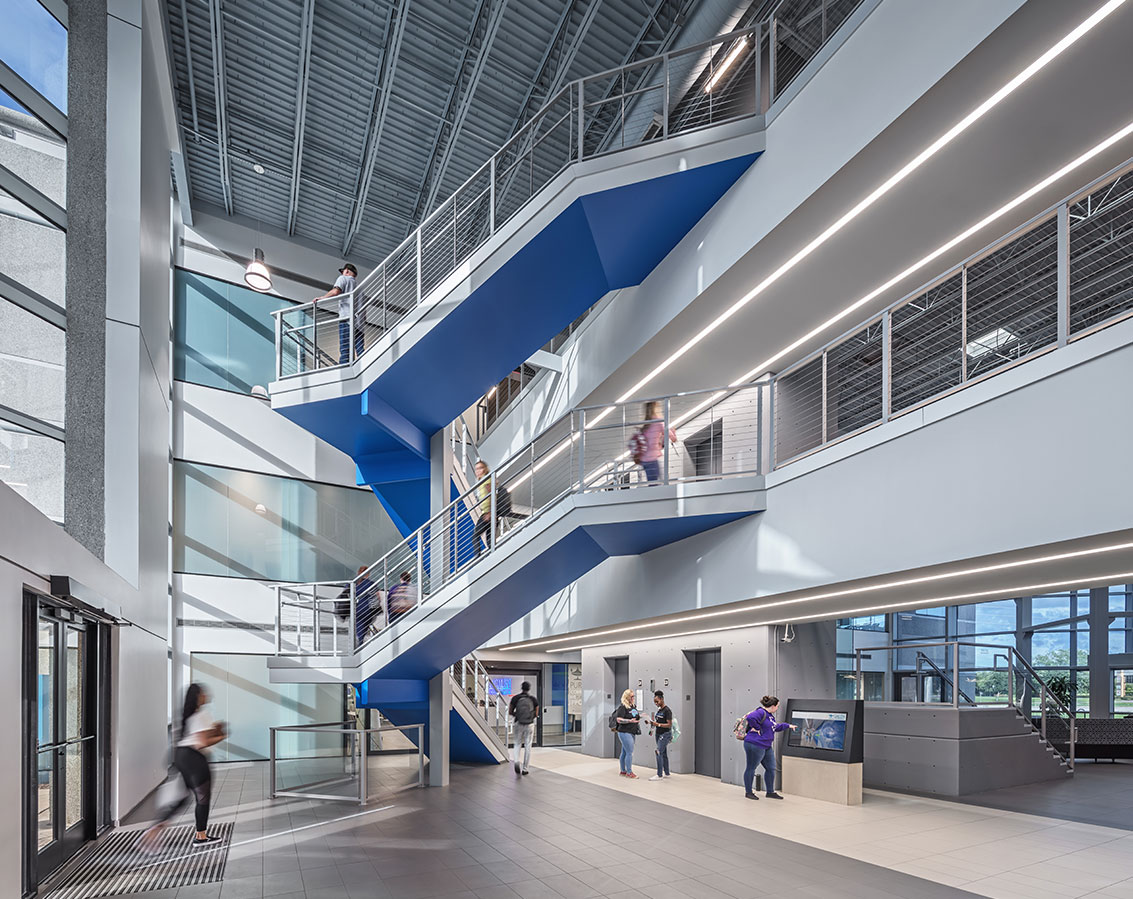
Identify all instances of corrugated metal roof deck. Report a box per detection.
[168,0,743,263]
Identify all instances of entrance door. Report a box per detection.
[29,603,101,882]
[694,650,721,778]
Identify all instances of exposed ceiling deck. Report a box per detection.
[167,0,762,263]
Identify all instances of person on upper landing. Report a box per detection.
[313,263,357,365]
[742,694,796,801]
[635,401,677,483]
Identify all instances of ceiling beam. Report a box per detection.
[177,0,200,135]
[420,0,510,216]
[286,0,316,234]
[207,0,234,214]
[497,0,577,143]
[0,59,66,139]
[342,0,412,256]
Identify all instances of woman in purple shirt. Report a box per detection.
[742,695,796,800]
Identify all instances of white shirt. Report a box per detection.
[334,274,356,319]
[180,707,216,754]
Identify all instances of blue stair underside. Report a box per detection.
[277,154,760,534]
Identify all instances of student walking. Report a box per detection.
[141,684,226,850]
[649,690,673,781]
[741,695,795,800]
[614,689,641,778]
[508,681,540,775]
[313,263,358,364]
[631,401,677,483]
[472,461,492,556]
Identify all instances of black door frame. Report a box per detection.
[22,589,112,895]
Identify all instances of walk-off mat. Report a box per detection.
[45,822,233,898]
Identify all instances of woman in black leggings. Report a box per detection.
[142,684,226,849]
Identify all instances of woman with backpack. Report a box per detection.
[631,401,677,483]
[740,695,796,800]
[613,688,642,778]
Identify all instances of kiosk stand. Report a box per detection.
[779,699,864,805]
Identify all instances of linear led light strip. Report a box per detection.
[533,571,1133,653]
[497,540,1133,651]
[574,0,1129,424]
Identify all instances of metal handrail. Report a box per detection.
[914,650,975,706]
[269,720,425,805]
[275,379,765,660]
[273,0,866,379]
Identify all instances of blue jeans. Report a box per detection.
[339,321,350,364]
[743,741,776,794]
[618,732,635,774]
[641,459,660,483]
[655,732,672,776]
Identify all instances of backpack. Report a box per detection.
[733,709,759,741]
[513,693,536,725]
[670,717,681,743]
[496,484,512,518]
[628,430,648,464]
[608,708,620,732]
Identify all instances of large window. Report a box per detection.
[0,1,67,523]
[174,269,292,394]
[173,461,402,582]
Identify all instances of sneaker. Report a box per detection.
[521,770,529,775]
[664,773,674,778]
[192,834,224,846]
[619,771,627,777]
[744,792,759,800]
[765,792,784,799]
[625,772,638,779]
[649,774,663,781]
[514,761,521,774]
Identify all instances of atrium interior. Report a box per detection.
[2,1,1132,897]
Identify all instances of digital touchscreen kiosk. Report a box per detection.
[787,710,847,752]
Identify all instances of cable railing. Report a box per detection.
[853,640,1076,770]
[274,381,764,659]
[772,156,1133,467]
[452,653,512,747]
[272,0,867,380]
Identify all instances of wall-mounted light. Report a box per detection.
[250,385,270,402]
[254,503,267,515]
[244,248,272,292]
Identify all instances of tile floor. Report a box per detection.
[531,749,1133,899]
[82,750,1133,899]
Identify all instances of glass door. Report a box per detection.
[35,613,93,878]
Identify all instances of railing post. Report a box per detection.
[882,310,892,422]
[274,313,282,381]
[348,580,357,652]
[577,410,586,490]
[269,727,277,798]
[663,396,671,483]
[769,15,777,102]
[1040,685,1048,739]
[854,649,862,700]
[1069,716,1076,770]
[489,156,496,234]
[960,265,969,382]
[1057,202,1069,346]
[312,300,319,372]
[358,729,368,805]
[768,376,777,471]
[756,385,763,475]
[415,228,423,305]
[952,642,960,709]
[755,24,763,116]
[1007,651,1015,710]
[662,53,670,139]
[489,471,497,552]
[275,586,282,654]
[577,79,585,161]
[415,532,424,605]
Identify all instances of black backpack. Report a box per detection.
[608,708,620,732]
[496,484,512,518]
[514,693,537,725]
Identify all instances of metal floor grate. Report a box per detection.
[45,823,233,899]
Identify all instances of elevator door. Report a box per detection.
[694,650,721,778]
[611,658,629,757]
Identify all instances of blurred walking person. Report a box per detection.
[508,681,540,775]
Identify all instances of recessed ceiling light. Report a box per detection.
[253,162,265,175]
[705,37,748,93]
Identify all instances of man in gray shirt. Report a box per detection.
[313,263,357,364]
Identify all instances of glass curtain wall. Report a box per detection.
[836,584,1128,716]
[0,0,68,522]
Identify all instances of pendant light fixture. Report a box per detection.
[244,160,273,291]
[244,247,272,291]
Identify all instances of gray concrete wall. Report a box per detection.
[863,705,1069,795]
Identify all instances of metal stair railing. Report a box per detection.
[452,652,512,748]
[273,379,766,661]
[914,650,976,706]
[272,0,869,379]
